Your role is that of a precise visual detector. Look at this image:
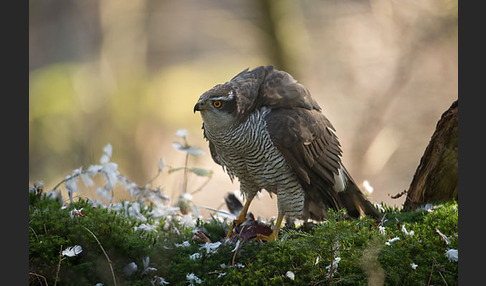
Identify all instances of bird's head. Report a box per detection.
[194,84,239,131]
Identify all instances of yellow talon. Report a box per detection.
[225,216,246,239]
[255,232,278,242]
[225,196,255,239]
[256,214,284,242]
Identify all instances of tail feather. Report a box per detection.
[338,179,381,220]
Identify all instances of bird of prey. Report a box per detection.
[194,65,380,241]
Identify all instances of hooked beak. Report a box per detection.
[193,101,204,113]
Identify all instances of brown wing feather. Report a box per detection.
[265,107,345,213]
[260,66,380,220]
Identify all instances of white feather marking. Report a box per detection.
[333,166,347,193]
[211,96,232,101]
[211,91,234,101]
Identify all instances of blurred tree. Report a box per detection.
[29,0,458,209]
[348,0,458,188]
[254,0,309,78]
[98,0,150,182]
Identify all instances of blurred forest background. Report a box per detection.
[29,0,458,218]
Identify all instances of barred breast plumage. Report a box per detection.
[204,107,305,219]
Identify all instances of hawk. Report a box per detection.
[194,65,380,241]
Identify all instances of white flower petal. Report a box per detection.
[134,223,157,232]
[96,187,113,202]
[172,142,205,156]
[385,237,400,245]
[185,147,205,157]
[401,225,414,236]
[123,262,138,276]
[100,143,113,164]
[175,241,191,248]
[231,239,241,252]
[87,164,103,175]
[199,242,222,254]
[128,203,147,222]
[172,142,184,151]
[80,172,94,187]
[69,208,85,218]
[182,193,193,201]
[142,256,150,269]
[180,215,196,228]
[445,249,458,262]
[65,176,78,194]
[151,276,170,285]
[379,226,386,236]
[325,257,341,278]
[101,162,119,190]
[62,245,83,257]
[186,273,203,284]
[176,129,188,139]
[285,271,295,280]
[158,158,165,172]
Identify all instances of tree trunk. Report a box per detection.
[403,100,458,211]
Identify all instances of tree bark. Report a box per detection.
[403,100,458,211]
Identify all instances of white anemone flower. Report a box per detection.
[186,273,203,285]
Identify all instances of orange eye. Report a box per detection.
[213,100,222,108]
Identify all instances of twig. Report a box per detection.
[433,258,449,286]
[427,260,434,286]
[328,235,335,286]
[51,173,80,192]
[83,226,117,286]
[232,239,244,266]
[29,226,39,242]
[427,258,449,286]
[182,153,189,194]
[388,190,407,199]
[29,272,48,286]
[438,269,448,286]
[145,169,162,185]
[54,245,64,286]
[190,175,212,195]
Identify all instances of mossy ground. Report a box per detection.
[29,190,458,286]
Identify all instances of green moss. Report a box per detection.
[29,190,458,285]
[29,191,157,285]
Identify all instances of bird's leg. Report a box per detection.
[255,214,284,242]
[225,195,254,239]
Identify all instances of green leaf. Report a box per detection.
[188,168,212,177]
[168,167,185,174]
